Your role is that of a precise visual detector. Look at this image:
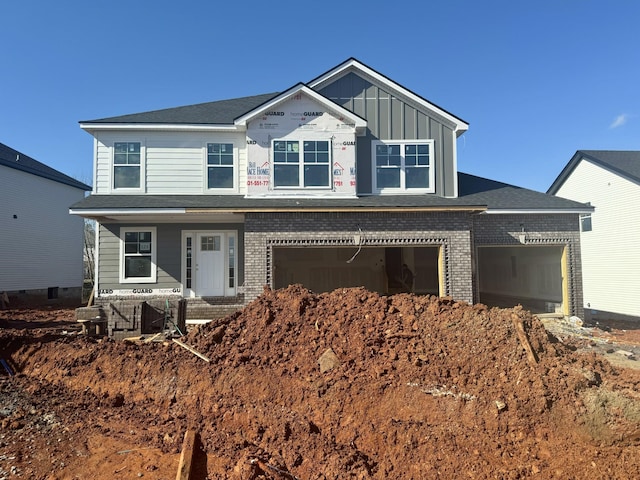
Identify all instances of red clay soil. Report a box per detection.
[1,286,640,479]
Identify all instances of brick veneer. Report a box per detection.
[243,211,475,303]
[472,213,584,318]
[242,211,584,318]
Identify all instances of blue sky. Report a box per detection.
[1,0,639,192]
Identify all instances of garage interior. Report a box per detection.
[273,246,441,296]
[477,245,566,314]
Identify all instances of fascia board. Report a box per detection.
[70,208,186,216]
[546,151,583,194]
[308,58,469,135]
[482,208,594,214]
[234,84,366,130]
[79,123,241,133]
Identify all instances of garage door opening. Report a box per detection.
[273,246,441,295]
[477,245,566,314]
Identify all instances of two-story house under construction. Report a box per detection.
[70,58,592,338]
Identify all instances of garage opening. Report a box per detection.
[477,245,566,314]
[273,246,440,295]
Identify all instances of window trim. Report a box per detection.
[272,138,332,189]
[119,227,157,284]
[371,139,435,194]
[205,142,236,191]
[112,141,144,192]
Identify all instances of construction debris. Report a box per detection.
[172,338,210,363]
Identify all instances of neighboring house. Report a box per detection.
[70,58,591,337]
[548,150,640,323]
[0,142,91,306]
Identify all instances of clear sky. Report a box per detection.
[1,0,639,192]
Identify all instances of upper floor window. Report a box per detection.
[207,143,234,189]
[273,139,331,188]
[113,142,141,189]
[372,140,435,193]
[120,227,156,283]
[580,214,592,232]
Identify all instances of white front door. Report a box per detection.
[195,233,225,296]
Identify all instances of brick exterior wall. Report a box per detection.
[243,211,475,304]
[472,213,584,318]
[243,211,584,318]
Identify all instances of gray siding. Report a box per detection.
[98,223,245,292]
[319,72,456,196]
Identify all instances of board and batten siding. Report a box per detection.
[0,166,86,291]
[318,72,457,197]
[93,131,247,195]
[554,159,640,317]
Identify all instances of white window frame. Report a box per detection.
[112,141,145,192]
[372,139,435,194]
[205,142,236,191]
[272,138,332,189]
[119,227,157,283]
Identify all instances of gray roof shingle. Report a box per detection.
[81,93,280,125]
[70,172,589,212]
[548,150,640,193]
[0,142,91,190]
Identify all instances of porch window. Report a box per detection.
[185,237,192,289]
[273,139,331,188]
[207,143,234,189]
[228,235,235,288]
[120,227,157,283]
[113,142,141,189]
[373,140,434,193]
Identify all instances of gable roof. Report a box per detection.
[233,83,367,133]
[548,150,640,194]
[0,142,90,190]
[79,58,468,137]
[308,58,469,136]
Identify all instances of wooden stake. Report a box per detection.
[176,430,197,480]
[86,286,95,307]
[172,338,211,363]
[511,314,538,365]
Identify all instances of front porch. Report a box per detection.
[76,295,245,339]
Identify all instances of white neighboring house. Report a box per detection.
[0,142,91,306]
[548,150,640,323]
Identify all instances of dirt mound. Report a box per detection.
[2,286,640,478]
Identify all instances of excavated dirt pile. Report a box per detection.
[2,285,640,479]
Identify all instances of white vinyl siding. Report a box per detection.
[147,143,203,193]
[555,159,640,317]
[93,131,246,195]
[0,166,86,291]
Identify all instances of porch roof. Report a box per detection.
[70,173,590,216]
